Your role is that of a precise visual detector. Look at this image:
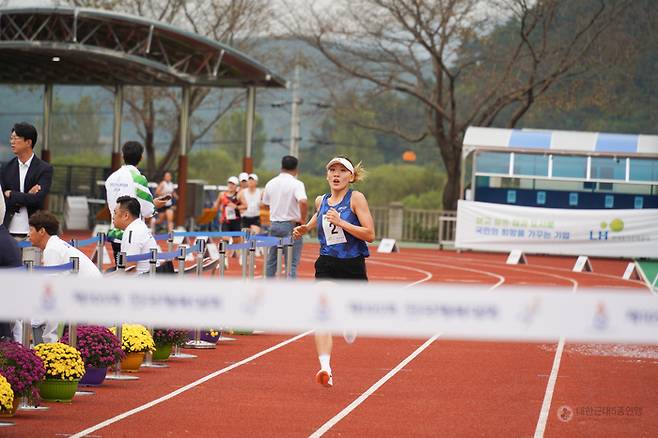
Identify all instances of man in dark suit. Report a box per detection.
[1,122,53,239]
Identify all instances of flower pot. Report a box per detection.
[187,330,221,344]
[38,379,79,403]
[0,398,20,418]
[152,344,173,361]
[120,352,145,372]
[79,367,108,387]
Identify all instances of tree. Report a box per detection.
[213,111,267,169]
[52,95,102,155]
[285,0,629,209]
[62,0,276,179]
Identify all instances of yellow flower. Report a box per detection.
[34,343,85,380]
[0,375,14,410]
[109,324,155,353]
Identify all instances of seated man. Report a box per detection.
[113,195,160,275]
[27,210,102,343]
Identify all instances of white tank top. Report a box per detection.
[161,181,175,196]
[242,188,262,217]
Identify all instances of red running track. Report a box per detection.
[4,241,656,437]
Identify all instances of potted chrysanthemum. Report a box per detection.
[0,340,46,408]
[152,329,188,361]
[0,374,16,417]
[110,325,155,372]
[34,343,85,403]
[61,326,124,386]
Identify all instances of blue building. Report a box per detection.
[461,127,658,210]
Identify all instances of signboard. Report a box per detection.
[455,200,658,258]
[506,249,527,265]
[573,256,593,272]
[377,238,399,253]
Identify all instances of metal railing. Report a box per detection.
[306,203,455,245]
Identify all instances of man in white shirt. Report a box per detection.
[105,141,166,265]
[26,210,101,343]
[113,195,160,274]
[262,156,307,278]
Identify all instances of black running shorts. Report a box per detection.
[314,255,368,281]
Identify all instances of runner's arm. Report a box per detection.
[339,191,375,242]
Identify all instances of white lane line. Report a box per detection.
[532,274,578,438]
[534,337,565,438]
[70,331,313,438]
[395,252,646,287]
[309,333,442,438]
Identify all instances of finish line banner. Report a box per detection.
[455,200,658,258]
[1,273,657,343]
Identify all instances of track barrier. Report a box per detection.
[1,273,657,344]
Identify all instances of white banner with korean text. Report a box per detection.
[0,273,657,343]
[455,200,658,258]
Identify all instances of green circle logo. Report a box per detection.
[609,218,624,232]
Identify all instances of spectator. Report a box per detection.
[238,173,262,235]
[238,172,249,191]
[154,171,178,234]
[104,141,167,264]
[27,210,102,343]
[262,156,307,278]
[113,196,160,275]
[0,182,21,340]
[213,176,242,262]
[1,122,53,241]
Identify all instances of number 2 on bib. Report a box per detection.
[322,215,347,245]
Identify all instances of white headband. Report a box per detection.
[326,157,354,174]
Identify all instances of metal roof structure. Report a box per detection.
[463,127,658,157]
[0,7,286,88]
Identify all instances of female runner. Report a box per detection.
[293,156,375,387]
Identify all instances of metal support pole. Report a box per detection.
[167,232,174,252]
[149,248,158,277]
[248,239,256,280]
[241,228,249,279]
[285,240,293,278]
[184,239,215,350]
[276,239,283,278]
[96,232,106,271]
[105,322,139,381]
[195,239,206,276]
[68,257,79,348]
[218,240,226,278]
[177,246,186,276]
[141,248,170,367]
[18,260,50,410]
[116,251,126,274]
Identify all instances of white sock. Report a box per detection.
[319,354,331,373]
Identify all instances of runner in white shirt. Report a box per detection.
[113,196,160,274]
[27,211,102,343]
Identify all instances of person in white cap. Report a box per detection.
[238,173,262,235]
[238,172,249,191]
[293,155,374,388]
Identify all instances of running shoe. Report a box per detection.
[316,369,333,387]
